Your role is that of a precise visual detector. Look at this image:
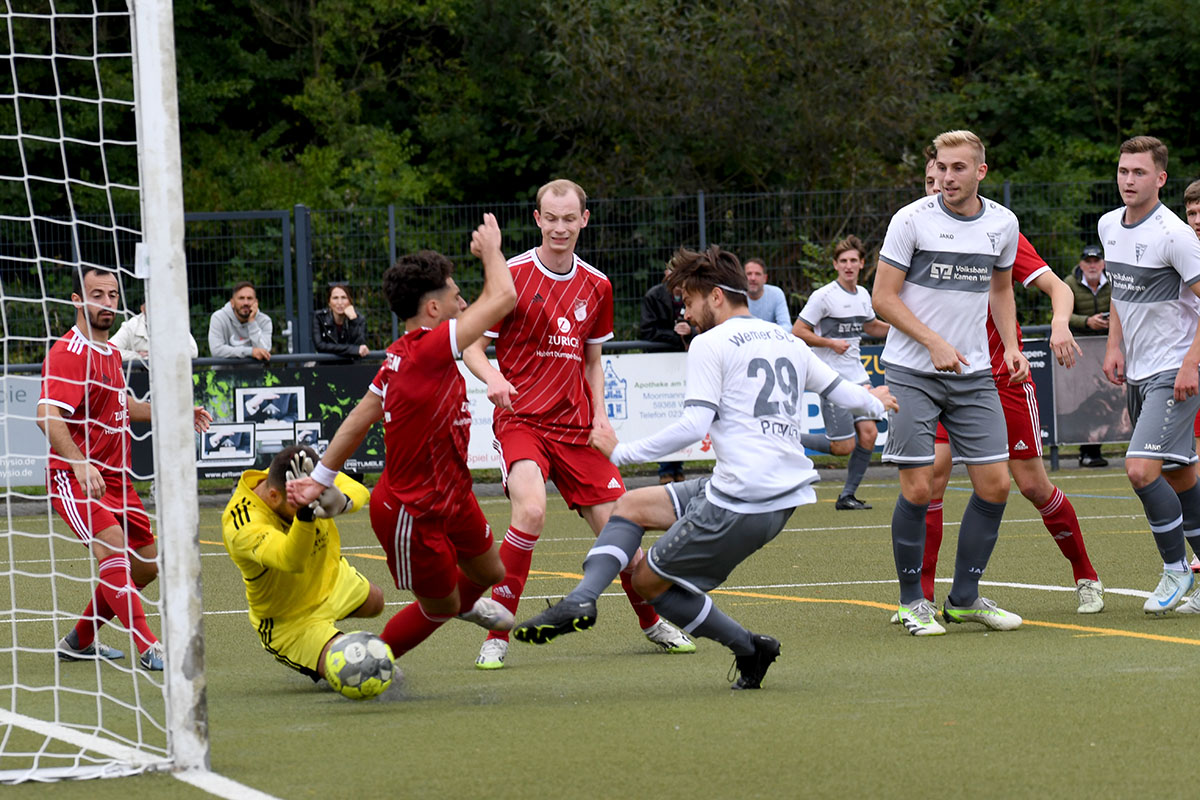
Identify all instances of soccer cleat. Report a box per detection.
[1143,567,1195,615]
[512,599,597,645]
[475,638,508,670]
[835,494,872,510]
[643,618,696,653]
[1191,555,1200,574]
[942,596,1022,631]
[1075,578,1105,614]
[1175,587,1200,614]
[138,642,165,671]
[729,634,781,690]
[456,598,515,632]
[896,599,945,636]
[57,635,124,662]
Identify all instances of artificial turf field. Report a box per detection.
[5,463,1198,798]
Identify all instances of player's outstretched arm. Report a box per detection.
[288,390,383,506]
[1030,271,1083,368]
[455,213,517,353]
[872,260,966,372]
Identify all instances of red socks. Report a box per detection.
[485,527,538,643]
[619,564,661,629]
[78,555,156,653]
[1038,487,1098,582]
[922,499,944,601]
[382,573,488,657]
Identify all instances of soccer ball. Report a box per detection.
[324,631,395,700]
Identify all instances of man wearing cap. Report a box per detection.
[1066,244,1112,467]
[1067,245,1111,335]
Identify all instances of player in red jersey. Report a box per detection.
[287,215,521,662]
[462,179,694,669]
[905,155,1103,617]
[40,267,212,670]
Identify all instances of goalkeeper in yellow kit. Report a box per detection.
[221,445,384,684]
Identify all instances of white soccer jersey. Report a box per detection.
[797,281,875,384]
[684,315,844,513]
[1099,202,1200,382]
[878,193,1019,375]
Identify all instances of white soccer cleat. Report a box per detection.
[1176,588,1200,615]
[1143,567,1194,615]
[1075,578,1105,614]
[457,598,515,631]
[475,638,508,670]
[642,618,696,653]
[942,596,1022,631]
[896,599,945,636]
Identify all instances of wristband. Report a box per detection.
[310,462,338,487]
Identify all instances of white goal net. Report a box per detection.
[0,0,206,782]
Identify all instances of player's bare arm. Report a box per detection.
[872,259,966,372]
[126,395,213,431]
[1102,304,1126,386]
[462,335,518,410]
[792,318,849,354]
[455,213,518,352]
[863,319,890,338]
[287,390,383,506]
[1172,282,1200,400]
[869,384,899,412]
[989,268,1029,384]
[589,424,618,457]
[36,405,103,498]
[584,342,612,432]
[1029,270,1083,368]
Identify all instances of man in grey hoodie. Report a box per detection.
[209,281,273,360]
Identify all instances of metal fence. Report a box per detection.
[1,177,1191,362]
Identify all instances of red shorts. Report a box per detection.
[494,426,624,510]
[369,486,493,599]
[47,468,153,550]
[1194,408,1200,439]
[933,378,1042,460]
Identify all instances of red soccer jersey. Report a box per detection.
[485,248,614,445]
[39,327,131,473]
[372,320,473,517]
[987,233,1052,379]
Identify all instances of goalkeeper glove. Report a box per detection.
[285,451,315,483]
[314,483,355,518]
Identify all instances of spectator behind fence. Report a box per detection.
[110,302,199,363]
[313,284,369,359]
[1067,244,1111,336]
[639,264,694,483]
[1066,244,1110,468]
[743,257,791,329]
[209,281,272,361]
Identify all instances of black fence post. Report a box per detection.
[1003,180,1012,209]
[698,191,707,250]
[388,203,398,341]
[294,204,314,354]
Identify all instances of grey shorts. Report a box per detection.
[648,478,794,594]
[881,367,1008,468]
[1126,370,1200,467]
[820,383,881,441]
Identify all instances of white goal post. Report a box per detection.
[0,0,207,782]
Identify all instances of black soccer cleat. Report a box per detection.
[835,494,872,510]
[729,634,781,690]
[512,598,597,645]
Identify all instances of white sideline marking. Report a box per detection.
[174,768,283,800]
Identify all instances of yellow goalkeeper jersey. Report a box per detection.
[221,470,371,623]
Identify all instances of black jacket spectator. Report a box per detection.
[640,283,691,351]
[312,308,367,358]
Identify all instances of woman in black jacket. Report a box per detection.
[313,284,369,358]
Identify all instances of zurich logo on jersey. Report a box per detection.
[556,317,571,333]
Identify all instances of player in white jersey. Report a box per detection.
[1099,136,1200,615]
[872,130,1028,636]
[795,235,890,509]
[511,246,895,689]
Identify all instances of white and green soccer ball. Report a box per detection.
[324,631,395,700]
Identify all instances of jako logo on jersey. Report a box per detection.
[574,299,588,322]
[556,317,571,333]
[939,232,954,239]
